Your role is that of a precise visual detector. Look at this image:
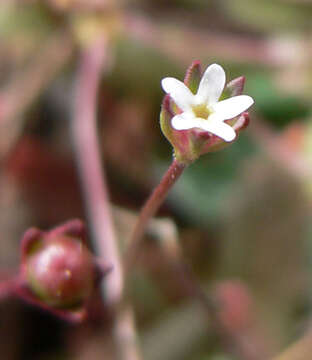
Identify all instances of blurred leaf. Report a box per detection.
[246,74,310,128]
[130,269,168,321]
[220,157,309,349]
[107,37,181,101]
[142,301,209,360]
[0,4,53,38]
[223,0,312,32]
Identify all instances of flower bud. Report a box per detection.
[15,220,110,322]
[25,235,95,307]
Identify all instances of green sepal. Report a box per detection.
[160,96,201,164]
[222,76,245,100]
[183,60,202,94]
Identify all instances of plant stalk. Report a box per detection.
[124,158,187,270]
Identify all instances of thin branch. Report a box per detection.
[71,37,141,360]
[124,158,186,271]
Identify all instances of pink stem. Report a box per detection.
[71,38,123,305]
[124,158,186,270]
[71,37,141,360]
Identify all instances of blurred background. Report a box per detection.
[1,0,312,359]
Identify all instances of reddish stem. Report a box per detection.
[124,158,187,270]
[71,38,141,360]
[71,38,123,305]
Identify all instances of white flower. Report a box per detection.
[161,63,254,142]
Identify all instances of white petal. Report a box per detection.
[161,77,194,112]
[200,120,236,142]
[171,113,236,142]
[171,112,197,130]
[195,64,226,105]
[211,95,254,121]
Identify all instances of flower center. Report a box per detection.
[192,104,212,119]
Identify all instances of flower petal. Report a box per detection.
[171,112,197,130]
[171,114,236,142]
[196,64,226,105]
[161,77,194,112]
[200,120,237,142]
[211,95,254,121]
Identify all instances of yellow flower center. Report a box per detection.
[192,104,212,119]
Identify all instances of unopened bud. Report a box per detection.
[25,235,95,307]
[15,220,111,322]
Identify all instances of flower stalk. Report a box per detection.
[125,61,254,269]
[124,158,187,270]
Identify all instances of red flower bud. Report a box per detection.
[25,235,95,307]
[14,220,111,322]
